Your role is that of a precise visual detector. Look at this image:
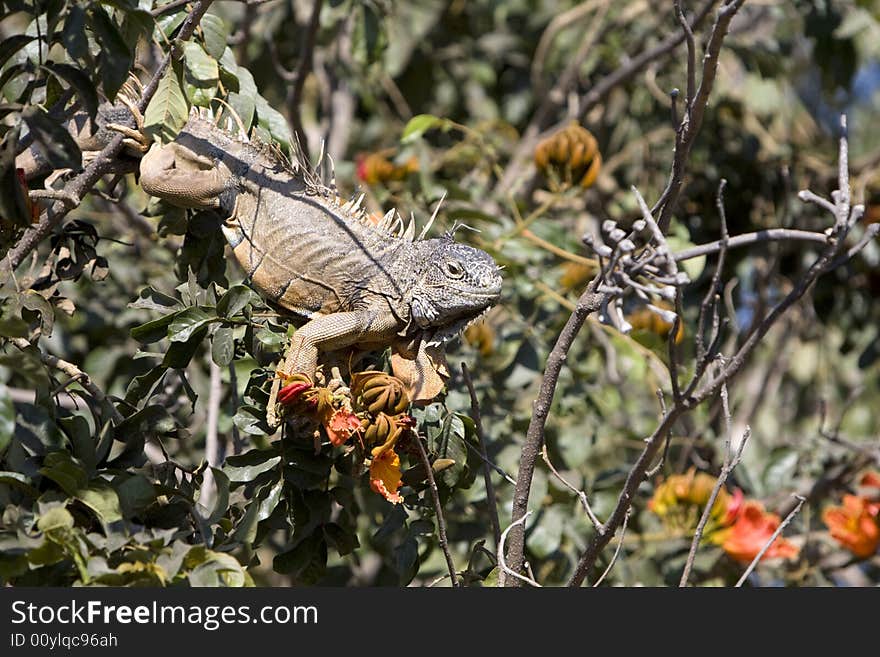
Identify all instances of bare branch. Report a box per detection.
[673,228,831,262]
[542,444,603,532]
[413,435,459,587]
[593,508,630,587]
[2,0,216,278]
[679,385,751,587]
[462,363,502,551]
[498,512,542,587]
[505,279,605,584]
[494,0,716,196]
[653,0,747,233]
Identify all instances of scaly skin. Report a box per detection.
[139,111,502,427]
[26,103,503,428]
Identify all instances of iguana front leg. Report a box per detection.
[139,142,232,209]
[267,310,402,428]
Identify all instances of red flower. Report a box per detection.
[822,494,880,559]
[860,471,880,490]
[719,501,799,563]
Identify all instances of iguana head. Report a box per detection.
[408,238,502,340]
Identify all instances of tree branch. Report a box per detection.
[505,279,605,584]
[462,362,502,551]
[413,435,459,587]
[2,0,215,278]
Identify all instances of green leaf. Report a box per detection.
[115,475,157,519]
[255,327,284,349]
[223,449,281,482]
[0,35,34,70]
[0,471,39,497]
[37,506,74,533]
[0,383,14,457]
[143,64,188,144]
[201,13,229,59]
[89,6,133,100]
[41,63,99,120]
[216,284,255,317]
[62,5,89,61]
[182,42,219,83]
[199,467,230,525]
[257,478,284,521]
[22,106,82,172]
[231,405,269,436]
[226,62,256,130]
[77,484,123,526]
[39,451,89,496]
[162,326,208,368]
[211,326,234,366]
[130,312,176,343]
[393,535,419,584]
[187,549,249,587]
[129,286,181,312]
[323,523,359,556]
[59,415,96,476]
[401,114,445,143]
[117,404,177,435]
[254,93,292,151]
[432,413,468,488]
[168,307,215,342]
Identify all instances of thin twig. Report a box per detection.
[497,512,542,587]
[592,508,630,587]
[673,228,830,262]
[679,383,751,587]
[734,495,805,587]
[461,363,502,550]
[413,435,459,587]
[653,0,747,233]
[541,444,603,531]
[201,359,223,510]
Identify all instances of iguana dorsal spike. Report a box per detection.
[352,193,365,214]
[381,208,395,229]
[325,154,337,193]
[402,214,416,241]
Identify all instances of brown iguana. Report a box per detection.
[22,104,503,426]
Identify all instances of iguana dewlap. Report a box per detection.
[137,111,502,418]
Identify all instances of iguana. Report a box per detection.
[22,103,503,426]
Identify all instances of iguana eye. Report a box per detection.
[445,260,464,278]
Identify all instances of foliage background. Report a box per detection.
[1,0,879,586]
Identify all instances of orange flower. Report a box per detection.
[324,408,362,447]
[356,151,418,185]
[719,501,799,563]
[822,494,880,559]
[278,379,361,447]
[370,448,403,504]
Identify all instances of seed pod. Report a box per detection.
[353,371,410,415]
[534,121,602,190]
